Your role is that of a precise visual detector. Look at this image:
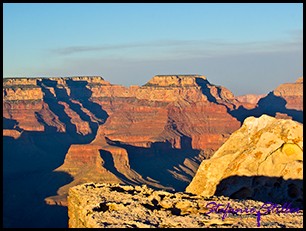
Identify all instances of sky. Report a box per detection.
[3,3,303,95]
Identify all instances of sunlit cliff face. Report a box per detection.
[3,75,303,228]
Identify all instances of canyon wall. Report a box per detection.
[3,75,303,227]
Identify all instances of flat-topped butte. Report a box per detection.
[144,75,207,87]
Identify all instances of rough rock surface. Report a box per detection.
[68,183,303,228]
[229,77,303,124]
[186,115,303,208]
[3,129,22,139]
[273,77,303,111]
[235,94,266,109]
[94,75,241,150]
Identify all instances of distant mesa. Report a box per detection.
[3,77,38,86]
[3,76,110,86]
[3,129,22,139]
[2,74,303,144]
[229,76,303,123]
[235,94,266,107]
[144,74,207,87]
[273,76,303,111]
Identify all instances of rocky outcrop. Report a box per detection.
[235,94,266,109]
[68,183,303,228]
[3,76,109,132]
[3,77,38,86]
[93,75,240,150]
[273,77,303,111]
[229,77,303,123]
[46,127,123,205]
[186,115,303,208]
[3,78,45,131]
[3,100,45,131]
[3,78,43,100]
[145,75,206,87]
[3,129,22,139]
[166,100,238,150]
[3,87,43,101]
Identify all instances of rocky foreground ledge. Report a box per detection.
[68,183,303,228]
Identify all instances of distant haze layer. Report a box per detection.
[3,3,303,95]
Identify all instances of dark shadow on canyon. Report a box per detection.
[37,78,108,143]
[3,117,19,129]
[215,175,303,209]
[195,77,303,124]
[105,136,202,192]
[66,79,108,125]
[99,150,136,185]
[229,93,303,124]
[3,131,74,228]
[3,80,110,228]
[3,79,111,228]
[195,77,218,104]
[37,79,79,138]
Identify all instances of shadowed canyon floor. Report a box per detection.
[3,75,303,227]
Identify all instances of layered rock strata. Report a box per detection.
[3,75,303,214]
[230,77,303,123]
[273,77,303,111]
[49,75,241,200]
[235,94,266,109]
[3,75,241,149]
[3,75,304,228]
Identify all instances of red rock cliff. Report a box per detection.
[3,74,303,207]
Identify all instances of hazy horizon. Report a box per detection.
[3,3,303,95]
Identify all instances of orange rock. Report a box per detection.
[235,94,266,108]
[186,115,303,208]
[273,77,303,110]
[3,129,22,139]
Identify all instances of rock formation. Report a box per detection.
[273,77,303,111]
[229,77,303,123]
[48,75,244,203]
[3,78,62,132]
[67,183,303,228]
[3,75,303,228]
[235,94,266,109]
[186,115,303,208]
[3,129,22,139]
[3,75,241,148]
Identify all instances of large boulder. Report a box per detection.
[186,115,303,208]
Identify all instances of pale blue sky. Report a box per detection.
[3,3,303,95]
